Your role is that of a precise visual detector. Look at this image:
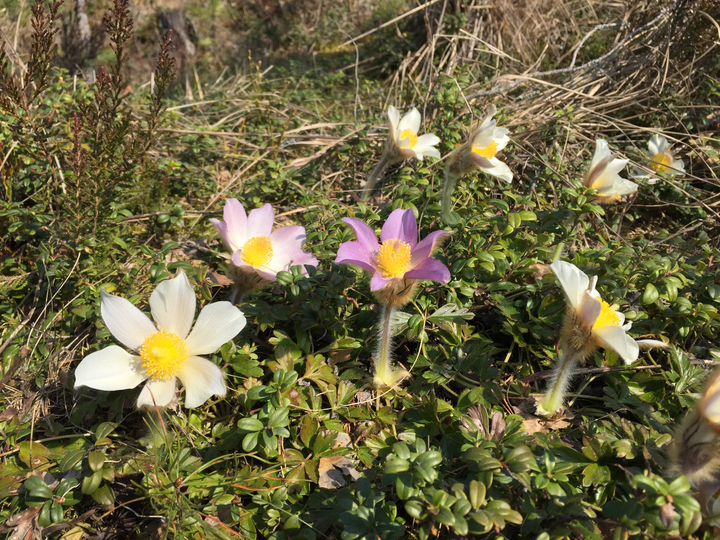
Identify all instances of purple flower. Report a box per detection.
[210,199,318,282]
[335,208,450,291]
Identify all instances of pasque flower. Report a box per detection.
[632,134,685,182]
[210,199,318,298]
[670,367,720,519]
[537,260,665,416]
[363,106,441,199]
[442,105,512,222]
[335,208,450,305]
[75,273,246,408]
[583,139,637,203]
[336,208,450,389]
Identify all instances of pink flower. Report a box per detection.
[210,200,318,281]
[336,208,450,291]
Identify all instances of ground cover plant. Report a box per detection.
[1,0,720,538]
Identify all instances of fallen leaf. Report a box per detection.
[0,407,18,422]
[513,397,572,435]
[6,506,42,540]
[318,456,360,489]
[206,271,232,287]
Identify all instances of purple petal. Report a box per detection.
[370,272,392,291]
[223,199,248,251]
[404,257,450,283]
[342,217,379,253]
[247,204,274,238]
[336,241,376,272]
[469,153,493,169]
[411,230,450,268]
[380,209,417,247]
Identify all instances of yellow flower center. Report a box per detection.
[592,297,621,329]
[375,239,412,280]
[139,330,188,381]
[650,152,671,172]
[399,129,418,149]
[472,141,498,160]
[241,236,273,267]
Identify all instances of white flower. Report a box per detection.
[551,260,641,363]
[583,139,637,203]
[468,105,513,183]
[75,273,246,408]
[387,105,441,161]
[632,134,685,183]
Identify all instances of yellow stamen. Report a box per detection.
[399,129,418,149]
[650,152,671,172]
[375,239,412,280]
[472,141,498,160]
[241,236,273,267]
[139,330,188,381]
[593,297,621,329]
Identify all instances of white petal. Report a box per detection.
[177,356,226,408]
[636,339,668,348]
[589,139,612,171]
[482,157,513,182]
[398,108,421,134]
[149,273,196,339]
[550,260,589,310]
[492,130,510,152]
[418,147,441,159]
[471,124,494,149]
[614,179,639,196]
[648,134,662,155]
[387,105,400,137]
[137,378,176,408]
[604,157,629,177]
[184,302,246,356]
[669,158,685,175]
[100,290,157,351]
[578,293,602,328]
[594,326,639,364]
[75,346,147,391]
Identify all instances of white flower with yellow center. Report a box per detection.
[583,139,638,203]
[75,273,246,408]
[538,260,666,416]
[387,105,441,161]
[632,134,686,183]
[467,105,513,183]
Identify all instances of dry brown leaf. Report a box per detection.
[318,456,359,489]
[513,397,572,435]
[6,506,42,540]
[206,270,232,287]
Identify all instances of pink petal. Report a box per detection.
[342,217,379,253]
[223,199,249,251]
[247,204,274,238]
[209,218,230,250]
[270,226,306,252]
[380,209,417,247]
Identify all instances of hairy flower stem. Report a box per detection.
[537,344,582,416]
[362,155,390,201]
[373,303,407,390]
[441,172,459,223]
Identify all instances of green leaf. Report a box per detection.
[642,283,659,304]
[238,418,264,432]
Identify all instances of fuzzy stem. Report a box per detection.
[441,172,459,223]
[373,303,407,389]
[552,242,565,262]
[537,345,581,416]
[362,155,390,201]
